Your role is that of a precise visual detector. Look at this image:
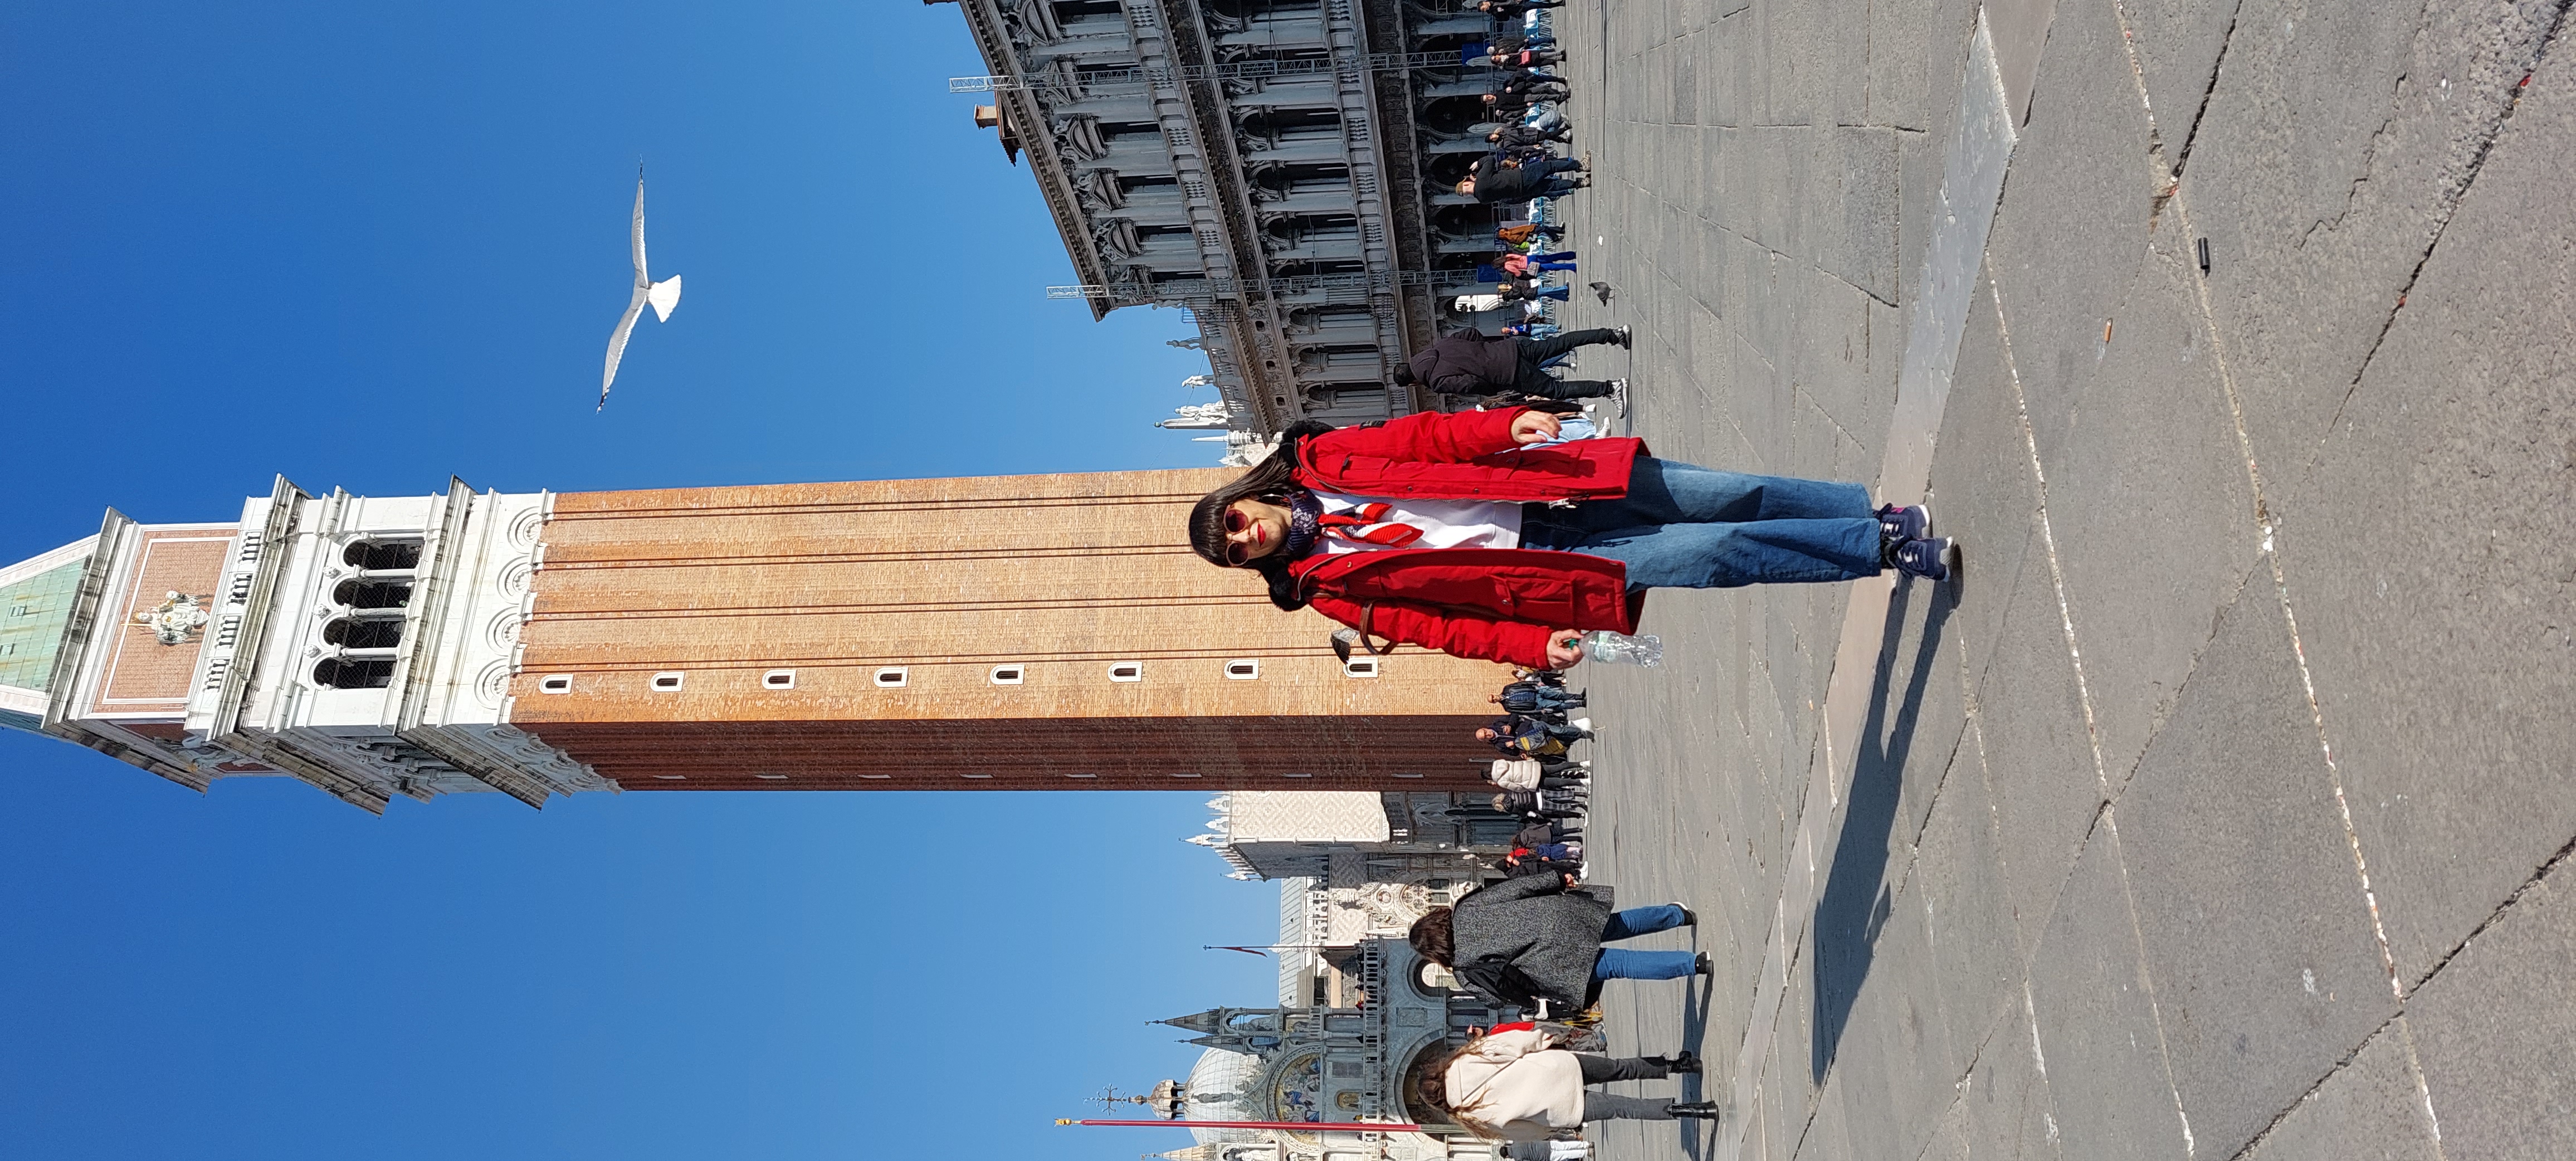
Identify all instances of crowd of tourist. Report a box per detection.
[1170,8,1970,1136]
[1401,667,1722,1135]
[1442,4,1596,388]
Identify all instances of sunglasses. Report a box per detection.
[1222,508,1255,566]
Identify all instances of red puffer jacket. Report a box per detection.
[1284,409,1651,667]
[1294,407,1642,501]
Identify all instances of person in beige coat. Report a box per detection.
[1424,1023,1716,1139]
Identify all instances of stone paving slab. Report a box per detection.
[2404,862,2576,1158]
[2112,580,2399,1159]
[2265,18,2576,988]
[1548,0,2576,1157]
[2240,1017,2445,1161]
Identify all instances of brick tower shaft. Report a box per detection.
[508,469,1500,791]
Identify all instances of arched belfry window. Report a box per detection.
[312,657,396,690]
[341,538,422,571]
[321,617,404,650]
[332,578,412,609]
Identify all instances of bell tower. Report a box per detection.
[1,467,1503,811]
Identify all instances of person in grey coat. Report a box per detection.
[1408,874,1706,1016]
[1392,325,1629,402]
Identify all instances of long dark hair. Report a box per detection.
[1407,906,1456,967]
[1188,420,1334,611]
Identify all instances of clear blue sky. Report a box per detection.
[0,4,1282,1157]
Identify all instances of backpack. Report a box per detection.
[1454,954,1579,1014]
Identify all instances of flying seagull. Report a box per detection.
[599,167,682,410]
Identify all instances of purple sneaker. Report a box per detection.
[1892,536,1955,582]
[1876,503,1932,542]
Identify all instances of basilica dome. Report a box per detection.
[1183,1047,1266,1143]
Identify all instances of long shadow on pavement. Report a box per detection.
[1809,578,1955,1081]
[1676,959,1714,1159]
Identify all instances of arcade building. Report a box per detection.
[934,0,1539,437]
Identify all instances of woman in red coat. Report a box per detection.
[1186,407,1954,669]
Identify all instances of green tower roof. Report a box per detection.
[0,538,96,733]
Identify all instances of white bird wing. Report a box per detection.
[630,175,650,287]
[599,283,649,410]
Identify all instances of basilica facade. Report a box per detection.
[1144,941,1513,1161]
[1121,790,1562,1161]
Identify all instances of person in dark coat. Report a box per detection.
[1409,876,1704,1017]
[1494,679,1585,718]
[1514,819,1574,850]
[1493,788,1585,821]
[1456,157,1586,202]
[1488,123,1572,148]
[1500,842,1581,877]
[1480,90,1551,120]
[1482,47,1566,68]
[1480,714,1591,758]
[1499,72,1570,101]
[1495,279,1570,304]
[1470,148,1549,182]
[1392,325,1630,403]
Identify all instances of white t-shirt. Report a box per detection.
[1313,491,1521,554]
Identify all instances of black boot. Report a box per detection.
[1666,1101,1722,1120]
[1648,1051,1702,1074]
[1694,952,1713,975]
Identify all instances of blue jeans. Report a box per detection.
[1532,687,1583,711]
[1592,905,1696,981]
[1523,458,1883,588]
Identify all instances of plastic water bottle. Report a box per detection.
[1580,630,1662,667]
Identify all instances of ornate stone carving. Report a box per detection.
[1054,114,1108,161]
[1093,218,1144,259]
[475,661,511,709]
[1079,168,1126,208]
[134,591,212,645]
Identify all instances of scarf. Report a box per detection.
[1318,501,1426,548]
[1280,491,1325,560]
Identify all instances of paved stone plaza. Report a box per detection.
[1540,1,2575,1158]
